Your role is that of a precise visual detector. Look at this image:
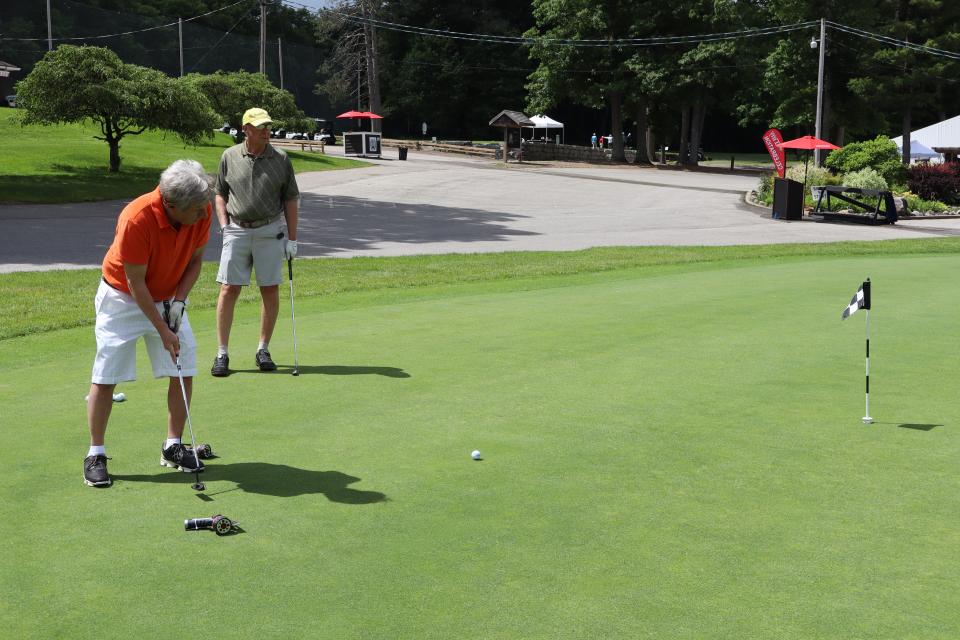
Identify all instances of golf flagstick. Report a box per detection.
[863,301,872,424]
[841,278,872,424]
[288,259,299,376]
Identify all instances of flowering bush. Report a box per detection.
[906,163,960,204]
[842,167,888,191]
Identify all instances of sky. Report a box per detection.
[281,0,331,14]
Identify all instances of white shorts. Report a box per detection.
[217,219,286,287]
[91,279,197,384]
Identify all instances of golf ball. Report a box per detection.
[85,393,126,402]
[471,450,482,460]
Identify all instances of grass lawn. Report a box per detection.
[0,109,368,203]
[4,245,960,637]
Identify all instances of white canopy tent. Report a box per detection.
[903,139,939,160]
[523,114,564,144]
[891,114,960,162]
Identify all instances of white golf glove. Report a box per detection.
[285,239,298,260]
[165,299,186,333]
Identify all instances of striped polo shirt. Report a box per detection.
[215,142,300,224]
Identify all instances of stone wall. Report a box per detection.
[520,141,638,163]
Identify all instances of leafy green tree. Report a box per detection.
[846,0,960,163]
[528,0,639,161]
[184,70,312,141]
[14,45,218,172]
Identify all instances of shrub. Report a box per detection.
[824,136,906,186]
[906,163,960,204]
[785,164,834,187]
[842,167,888,191]
[903,194,949,214]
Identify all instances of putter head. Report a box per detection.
[192,481,206,491]
[292,369,300,377]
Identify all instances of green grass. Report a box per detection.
[4,245,960,637]
[0,109,368,203]
[5,239,960,341]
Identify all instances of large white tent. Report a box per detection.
[524,114,564,144]
[891,114,960,162]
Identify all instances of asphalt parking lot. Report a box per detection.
[2,150,960,272]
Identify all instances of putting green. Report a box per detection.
[3,254,960,638]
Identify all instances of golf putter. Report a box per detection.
[288,258,300,376]
[175,354,205,491]
[184,514,237,536]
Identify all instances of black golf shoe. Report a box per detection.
[210,354,230,377]
[161,443,205,473]
[255,349,277,372]
[83,454,112,487]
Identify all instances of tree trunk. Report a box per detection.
[646,127,656,164]
[106,124,121,173]
[610,90,625,162]
[633,101,651,164]
[688,102,705,168]
[679,105,691,165]
[901,107,912,165]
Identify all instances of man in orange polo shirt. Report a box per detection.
[84,159,213,488]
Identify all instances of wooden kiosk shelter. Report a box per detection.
[489,110,534,162]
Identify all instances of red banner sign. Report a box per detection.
[762,128,786,178]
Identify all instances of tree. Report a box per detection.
[528,0,638,162]
[15,45,218,172]
[183,70,312,141]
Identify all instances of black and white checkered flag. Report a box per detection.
[841,280,871,320]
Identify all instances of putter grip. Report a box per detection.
[184,517,215,531]
[288,259,293,281]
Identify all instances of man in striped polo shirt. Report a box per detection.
[212,107,300,377]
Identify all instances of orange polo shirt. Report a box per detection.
[102,188,211,301]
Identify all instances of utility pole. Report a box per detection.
[814,17,826,166]
[259,0,267,75]
[178,17,184,76]
[278,37,284,90]
[47,0,53,51]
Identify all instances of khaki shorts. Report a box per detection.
[91,279,197,384]
[217,218,286,287]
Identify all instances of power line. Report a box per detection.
[2,0,254,43]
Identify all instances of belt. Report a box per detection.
[230,214,280,229]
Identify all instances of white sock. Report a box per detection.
[87,445,106,457]
[217,346,228,357]
[164,438,181,449]
[258,341,268,352]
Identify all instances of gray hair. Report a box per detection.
[159,159,213,208]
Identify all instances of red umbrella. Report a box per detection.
[778,135,840,151]
[777,135,841,192]
[336,110,367,119]
[359,111,383,119]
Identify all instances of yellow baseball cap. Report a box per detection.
[242,107,272,127]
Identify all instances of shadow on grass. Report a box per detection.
[871,422,943,431]
[224,365,410,378]
[115,462,387,503]
[897,423,942,431]
[0,166,158,203]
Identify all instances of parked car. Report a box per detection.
[5,95,17,107]
[317,130,337,145]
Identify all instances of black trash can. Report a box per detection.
[772,177,803,220]
[398,146,408,161]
